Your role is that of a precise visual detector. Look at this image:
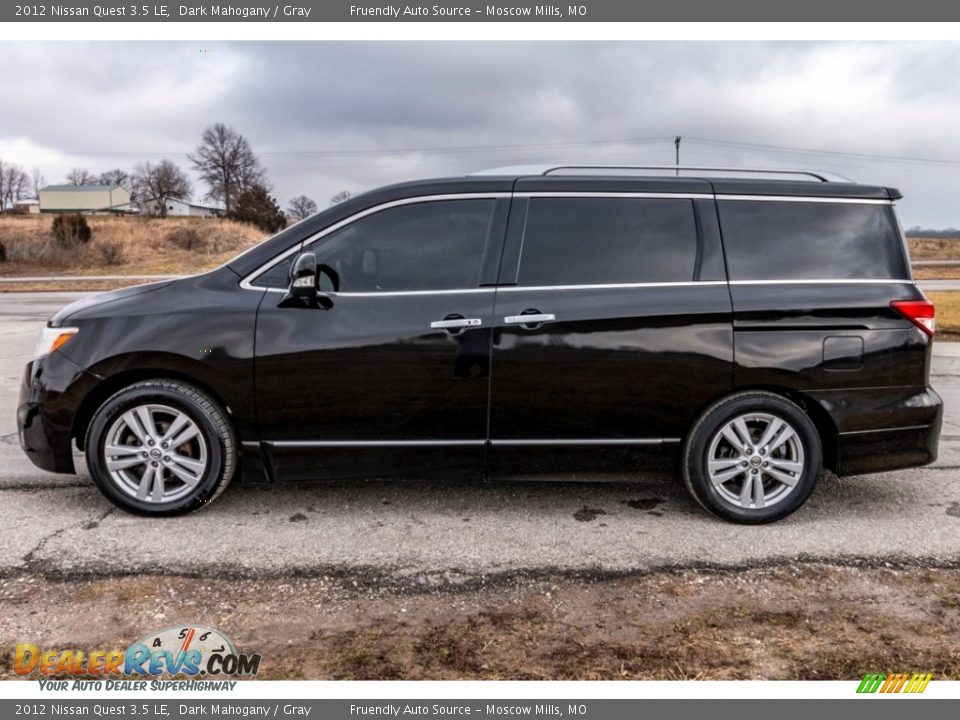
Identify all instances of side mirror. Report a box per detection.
[279,252,334,309]
[288,252,318,299]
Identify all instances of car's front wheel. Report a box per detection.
[682,391,822,524]
[85,379,236,516]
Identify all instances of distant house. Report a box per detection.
[13,199,40,214]
[39,184,132,214]
[140,198,224,218]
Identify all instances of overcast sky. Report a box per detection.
[2,41,960,227]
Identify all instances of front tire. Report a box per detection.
[85,380,237,516]
[682,391,822,524]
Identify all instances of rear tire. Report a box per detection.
[85,379,236,516]
[682,391,822,524]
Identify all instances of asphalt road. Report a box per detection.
[2,292,959,586]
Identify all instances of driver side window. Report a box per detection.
[254,198,495,292]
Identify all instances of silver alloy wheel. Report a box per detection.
[706,412,805,510]
[102,403,208,503]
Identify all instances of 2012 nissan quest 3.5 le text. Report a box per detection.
[17,165,943,523]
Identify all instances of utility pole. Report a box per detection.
[674,136,682,176]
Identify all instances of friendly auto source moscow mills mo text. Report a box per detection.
[350,5,577,17]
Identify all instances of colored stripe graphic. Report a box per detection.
[858,672,932,694]
[906,673,933,693]
[857,673,885,693]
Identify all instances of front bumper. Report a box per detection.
[17,352,99,474]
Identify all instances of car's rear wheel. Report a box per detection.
[85,380,236,516]
[682,391,822,524]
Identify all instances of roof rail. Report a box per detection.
[471,164,853,183]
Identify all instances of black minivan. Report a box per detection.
[17,166,943,523]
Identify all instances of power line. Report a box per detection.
[15,133,960,175]
[686,137,960,168]
[6,136,673,160]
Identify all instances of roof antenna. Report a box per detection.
[674,136,682,176]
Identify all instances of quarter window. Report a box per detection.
[516,198,699,286]
[718,201,909,280]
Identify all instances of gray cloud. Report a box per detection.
[2,41,959,226]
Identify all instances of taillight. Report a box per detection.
[891,299,935,337]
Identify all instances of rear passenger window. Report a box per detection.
[517,198,698,286]
[718,201,908,280]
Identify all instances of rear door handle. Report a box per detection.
[504,313,555,325]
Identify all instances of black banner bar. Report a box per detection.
[3,0,959,22]
[2,699,959,719]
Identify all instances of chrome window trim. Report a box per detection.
[252,278,915,297]
[716,194,893,205]
[221,211,319,269]
[515,191,711,200]
[517,192,890,205]
[239,193,511,292]
[330,288,496,298]
[240,190,902,294]
[498,279,914,292]
[728,279,914,286]
[497,281,726,292]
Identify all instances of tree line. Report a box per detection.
[0,123,352,231]
[905,226,960,239]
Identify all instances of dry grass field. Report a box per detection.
[929,292,960,337]
[0,214,265,279]
[910,237,960,280]
[909,237,960,261]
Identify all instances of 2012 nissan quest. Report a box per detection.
[17,166,943,523]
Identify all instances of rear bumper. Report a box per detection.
[826,386,943,475]
[17,352,99,475]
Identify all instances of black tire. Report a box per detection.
[85,379,237,516]
[682,391,822,524]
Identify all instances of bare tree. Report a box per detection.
[132,160,193,218]
[189,123,266,213]
[31,168,45,199]
[286,195,318,221]
[0,160,29,209]
[66,168,97,186]
[98,168,130,189]
[330,190,352,205]
[7,167,29,207]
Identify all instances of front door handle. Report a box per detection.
[430,315,482,334]
[504,312,556,327]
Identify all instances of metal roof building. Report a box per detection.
[38,184,132,214]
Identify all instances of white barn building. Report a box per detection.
[39,184,132,214]
[140,198,224,218]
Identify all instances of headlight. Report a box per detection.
[34,326,78,360]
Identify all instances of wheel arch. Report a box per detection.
[71,355,238,451]
[689,385,839,473]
